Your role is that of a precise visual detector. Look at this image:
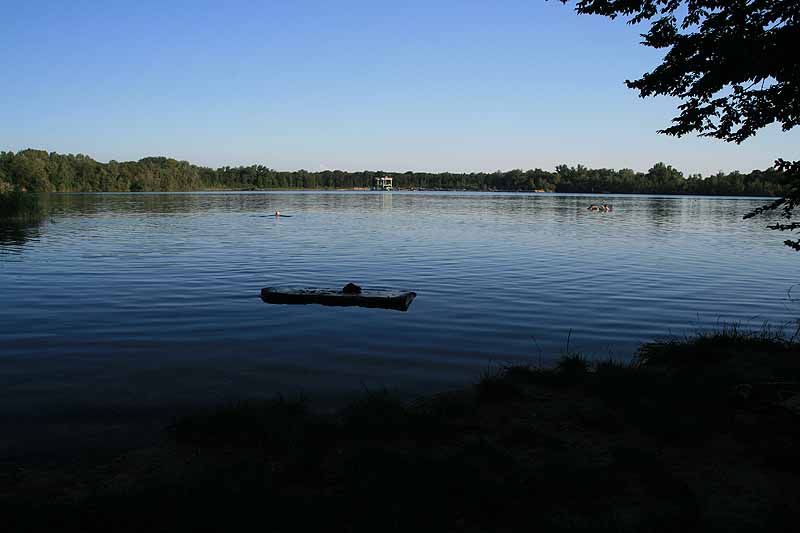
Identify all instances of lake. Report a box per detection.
[1,191,798,421]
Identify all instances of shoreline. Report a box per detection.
[36,188,782,199]
[3,328,800,531]
[3,149,789,199]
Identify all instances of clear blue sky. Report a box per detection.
[1,0,797,175]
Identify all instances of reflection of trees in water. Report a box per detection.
[0,221,42,249]
[47,192,213,217]
[0,193,46,250]
[642,198,673,228]
[18,193,776,247]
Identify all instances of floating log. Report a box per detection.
[260,286,417,311]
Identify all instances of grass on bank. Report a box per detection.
[167,325,800,472]
[5,326,800,532]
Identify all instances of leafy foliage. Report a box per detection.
[0,148,788,196]
[744,158,800,249]
[565,0,798,143]
[563,0,799,248]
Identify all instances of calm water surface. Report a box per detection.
[1,192,798,417]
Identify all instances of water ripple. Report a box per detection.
[1,192,797,415]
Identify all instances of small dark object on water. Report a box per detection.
[261,286,416,311]
[342,283,362,294]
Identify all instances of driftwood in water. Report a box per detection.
[260,286,416,311]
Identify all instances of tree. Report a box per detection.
[647,162,684,193]
[10,150,51,191]
[562,0,799,248]
[744,159,800,250]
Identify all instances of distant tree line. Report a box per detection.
[0,149,788,197]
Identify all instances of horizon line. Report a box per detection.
[2,146,776,178]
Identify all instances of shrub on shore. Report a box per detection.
[636,323,799,378]
[166,325,800,451]
[5,327,800,532]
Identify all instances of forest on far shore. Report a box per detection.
[0,148,788,196]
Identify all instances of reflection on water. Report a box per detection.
[0,223,41,250]
[0,194,49,251]
[0,192,796,417]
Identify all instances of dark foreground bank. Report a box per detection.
[3,327,800,532]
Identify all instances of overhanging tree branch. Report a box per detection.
[561,0,800,249]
